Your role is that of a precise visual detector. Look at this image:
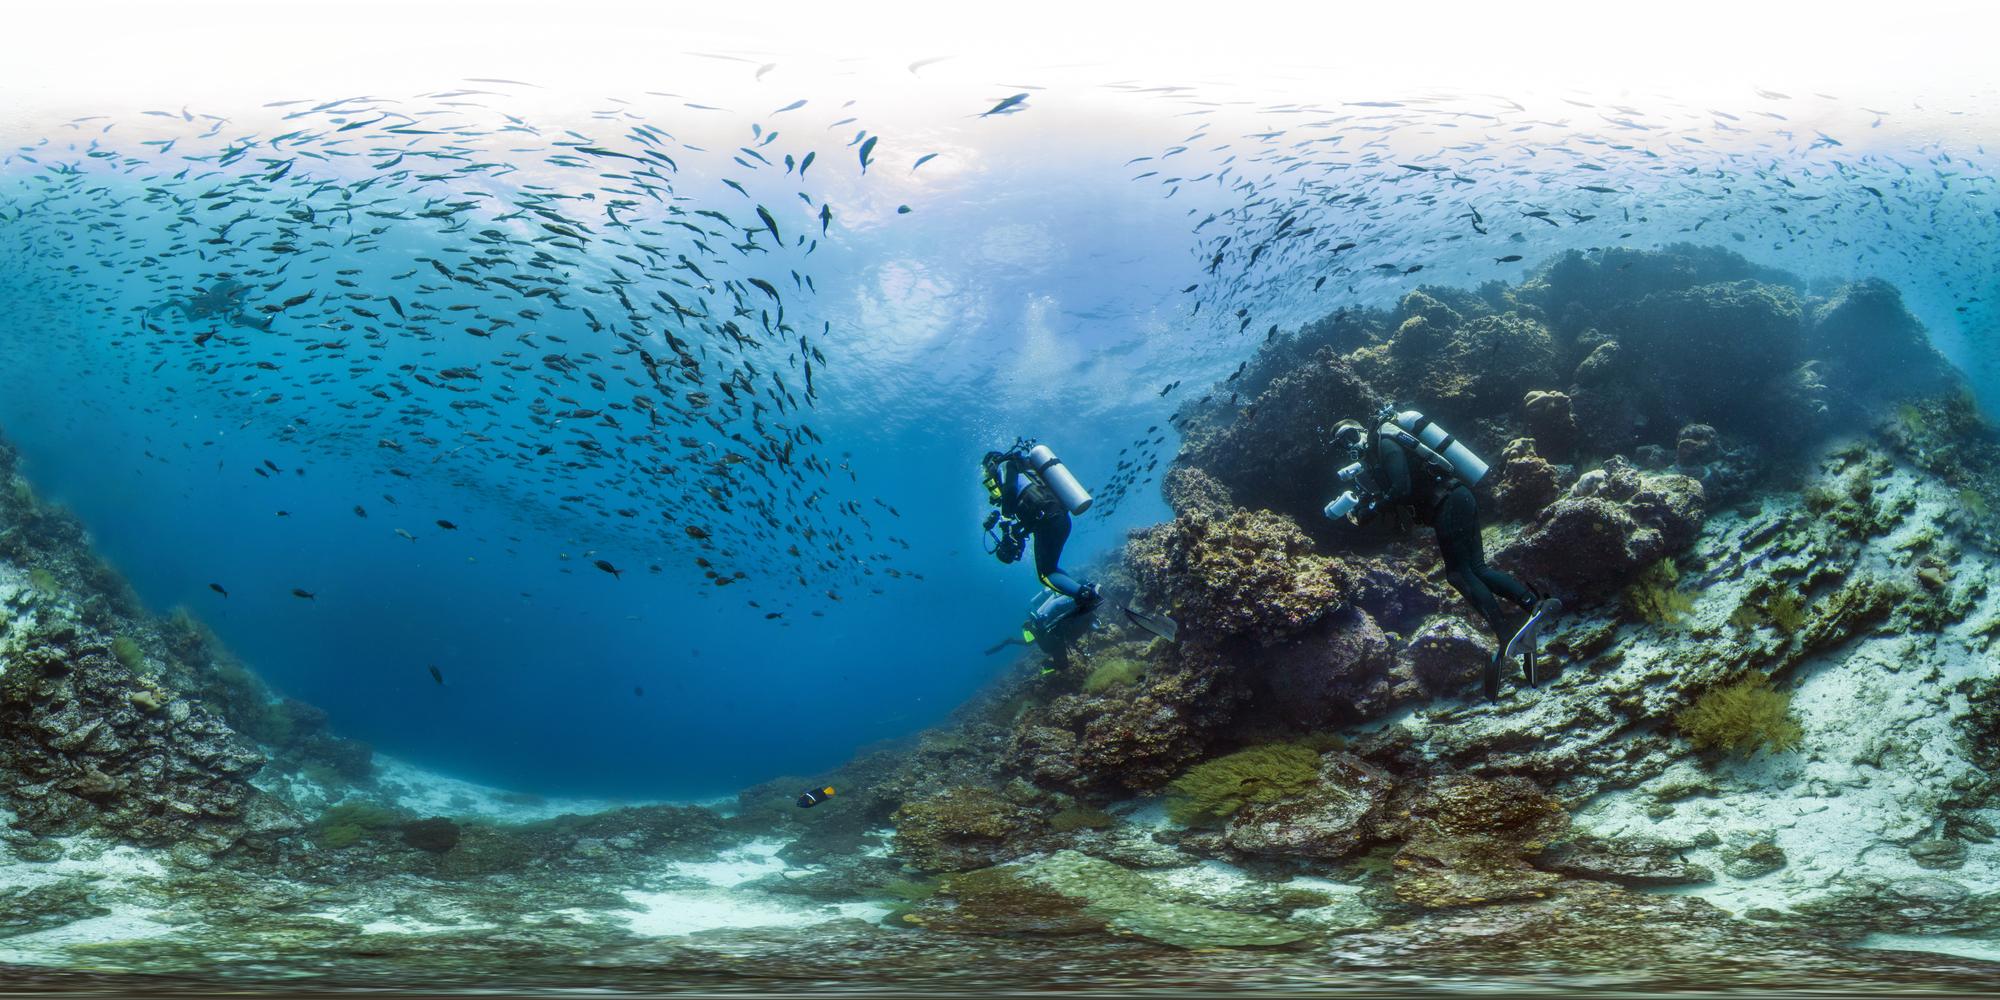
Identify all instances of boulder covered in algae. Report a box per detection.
[1496,457,1705,602]
[1125,507,1351,643]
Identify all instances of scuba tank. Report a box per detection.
[1025,588,1078,640]
[1379,408,1488,486]
[1025,444,1092,515]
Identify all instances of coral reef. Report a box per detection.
[7,246,2000,989]
[0,621,265,850]
[891,785,1048,872]
[1125,507,1349,642]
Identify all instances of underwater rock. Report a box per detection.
[910,851,1315,949]
[402,817,463,853]
[1125,507,1350,643]
[1495,458,1704,603]
[1675,423,1719,468]
[1522,391,1577,452]
[1008,649,1244,793]
[1606,280,1806,432]
[1258,606,1393,727]
[0,878,110,939]
[1782,875,2000,941]
[1808,278,1958,408]
[1336,551,1450,634]
[1175,347,1382,528]
[1396,616,1495,697]
[891,785,1049,873]
[1351,295,1559,418]
[1537,835,1714,887]
[0,621,265,849]
[1906,838,1968,871]
[1719,838,1787,879]
[1206,752,1393,861]
[1490,437,1565,520]
[1160,466,1236,520]
[1391,775,1570,909]
[901,864,1102,937]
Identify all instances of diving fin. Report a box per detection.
[1502,598,1562,686]
[1124,604,1179,642]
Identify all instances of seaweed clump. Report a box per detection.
[312,802,408,849]
[1080,657,1145,694]
[1165,742,1321,826]
[1624,559,1695,626]
[1675,675,1803,756]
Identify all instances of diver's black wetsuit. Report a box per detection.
[1376,434,1536,640]
[995,456,1086,599]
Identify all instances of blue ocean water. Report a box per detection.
[0,65,1995,806]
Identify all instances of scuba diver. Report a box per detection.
[981,440,1102,672]
[1325,406,1561,700]
[982,440,1101,610]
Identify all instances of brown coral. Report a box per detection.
[1126,508,1349,643]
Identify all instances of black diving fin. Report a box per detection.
[1124,604,1179,642]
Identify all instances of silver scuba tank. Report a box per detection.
[1026,588,1077,638]
[1025,444,1092,515]
[1383,410,1489,486]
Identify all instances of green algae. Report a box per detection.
[313,801,408,850]
[1080,656,1145,694]
[1166,742,1320,826]
[1049,804,1116,832]
[110,635,144,671]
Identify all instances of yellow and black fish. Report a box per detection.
[796,785,835,808]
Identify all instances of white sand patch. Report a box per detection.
[1859,932,2000,964]
[618,886,889,937]
[357,916,497,936]
[665,838,791,887]
[1151,858,1260,897]
[858,829,897,859]
[370,756,648,821]
[0,904,178,966]
[0,839,167,894]
[606,836,890,937]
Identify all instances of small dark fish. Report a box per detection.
[979,93,1029,117]
[208,582,229,598]
[353,505,368,518]
[797,785,836,808]
[429,665,444,685]
[912,152,938,171]
[1494,255,1523,263]
[292,588,315,600]
[436,519,458,530]
[858,135,877,173]
[634,686,645,697]
[594,559,623,579]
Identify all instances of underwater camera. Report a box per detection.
[1324,461,1383,521]
[984,511,1027,563]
